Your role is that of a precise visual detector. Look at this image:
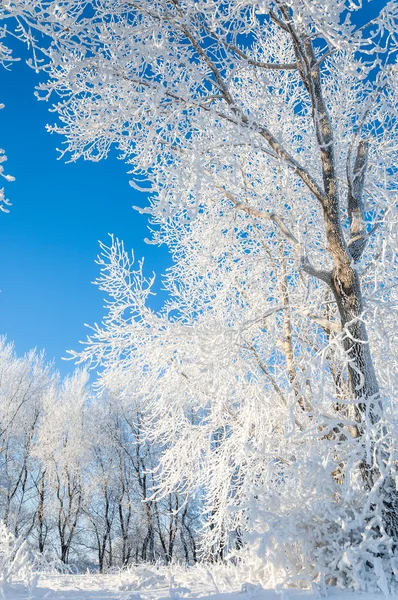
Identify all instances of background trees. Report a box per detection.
[0,338,200,569]
[0,339,52,537]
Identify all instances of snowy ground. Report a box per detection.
[3,570,393,600]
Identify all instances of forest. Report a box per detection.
[0,338,200,571]
[0,0,398,597]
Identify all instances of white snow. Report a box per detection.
[2,569,393,600]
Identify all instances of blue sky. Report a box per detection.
[0,49,170,375]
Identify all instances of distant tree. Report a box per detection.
[0,338,53,537]
[0,338,199,569]
[34,370,89,563]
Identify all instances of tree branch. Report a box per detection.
[347,140,369,262]
[212,184,300,247]
[301,256,332,285]
[304,313,342,333]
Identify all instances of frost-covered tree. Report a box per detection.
[33,370,89,563]
[0,338,53,537]
[1,0,398,590]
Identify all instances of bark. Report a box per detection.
[274,6,396,540]
[37,470,47,553]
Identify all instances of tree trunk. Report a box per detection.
[37,471,46,553]
[331,265,380,414]
[275,8,398,542]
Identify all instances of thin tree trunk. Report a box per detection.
[37,470,47,553]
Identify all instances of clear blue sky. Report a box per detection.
[0,46,170,375]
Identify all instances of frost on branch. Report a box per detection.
[0,144,14,214]
[0,520,36,596]
[0,25,17,213]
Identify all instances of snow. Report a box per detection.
[2,570,393,600]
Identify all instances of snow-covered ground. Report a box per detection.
[3,569,393,600]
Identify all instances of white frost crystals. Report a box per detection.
[0,27,16,213]
[0,144,14,213]
[0,520,37,597]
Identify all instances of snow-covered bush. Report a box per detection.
[0,520,37,596]
[244,422,398,594]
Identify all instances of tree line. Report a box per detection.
[0,338,199,571]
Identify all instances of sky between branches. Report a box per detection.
[0,40,171,374]
[0,0,386,374]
